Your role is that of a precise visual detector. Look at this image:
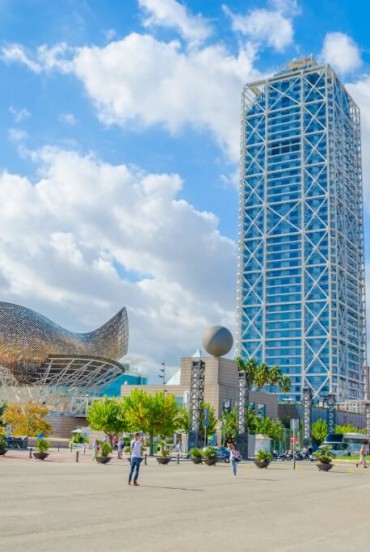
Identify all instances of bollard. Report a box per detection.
[144,453,147,465]
[70,444,73,453]
[177,452,180,465]
[83,445,86,455]
[58,443,60,452]
[29,447,33,459]
[76,451,79,463]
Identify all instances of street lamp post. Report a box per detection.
[159,362,166,385]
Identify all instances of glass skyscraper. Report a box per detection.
[237,57,366,402]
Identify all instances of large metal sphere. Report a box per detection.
[202,326,233,358]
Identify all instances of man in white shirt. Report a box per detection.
[128,433,143,486]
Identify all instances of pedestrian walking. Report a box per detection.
[228,443,242,479]
[356,445,368,468]
[92,439,99,462]
[128,433,143,486]
[117,438,124,459]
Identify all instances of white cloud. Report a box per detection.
[72,34,258,161]
[223,3,295,52]
[1,41,73,73]
[9,106,31,123]
[8,128,28,143]
[60,113,77,126]
[1,34,258,161]
[0,148,236,374]
[104,29,117,42]
[320,32,362,75]
[138,0,211,46]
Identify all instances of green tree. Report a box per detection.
[5,401,52,437]
[123,389,179,455]
[177,402,217,443]
[335,424,366,435]
[87,397,127,444]
[235,357,291,454]
[254,417,284,441]
[0,402,6,435]
[221,407,238,444]
[312,419,328,445]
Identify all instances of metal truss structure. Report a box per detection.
[237,371,248,434]
[0,355,126,415]
[237,56,366,402]
[188,359,205,449]
[302,386,313,445]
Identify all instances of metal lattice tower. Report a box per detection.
[189,359,205,434]
[237,57,367,401]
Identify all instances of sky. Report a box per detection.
[1,0,370,382]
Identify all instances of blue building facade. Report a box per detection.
[237,57,366,402]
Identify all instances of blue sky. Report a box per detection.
[1,0,370,380]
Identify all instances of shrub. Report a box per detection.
[256,449,272,462]
[35,438,50,453]
[202,447,217,459]
[70,433,88,444]
[314,446,333,464]
[190,448,202,459]
[99,442,113,457]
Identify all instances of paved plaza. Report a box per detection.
[1,451,370,552]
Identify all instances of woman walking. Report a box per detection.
[228,443,242,479]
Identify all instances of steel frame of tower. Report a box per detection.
[237,57,367,402]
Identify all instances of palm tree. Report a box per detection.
[235,357,291,457]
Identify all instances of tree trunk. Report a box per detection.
[149,433,154,456]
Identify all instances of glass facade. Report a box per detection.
[237,57,366,401]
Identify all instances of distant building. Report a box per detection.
[237,57,366,402]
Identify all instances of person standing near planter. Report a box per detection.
[356,445,368,469]
[92,439,99,462]
[117,438,124,459]
[228,443,241,479]
[128,433,143,486]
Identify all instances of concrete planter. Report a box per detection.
[191,457,202,464]
[156,457,171,465]
[96,456,112,464]
[254,460,271,469]
[203,457,217,466]
[33,452,49,461]
[317,462,333,472]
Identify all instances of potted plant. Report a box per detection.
[33,438,50,460]
[202,447,218,466]
[0,434,7,456]
[190,448,202,464]
[96,441,113,464]
[254,449,272,469]
[315,447,334,472]
[156,440,171,465]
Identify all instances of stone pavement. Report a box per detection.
[1,454,370,552]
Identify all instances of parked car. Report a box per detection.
[203,446,230,462]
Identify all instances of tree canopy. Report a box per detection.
[177,402,217,438]
[235,357,291,393]
[87,397,127,443]
[335,424,366,435]
[312,419,328,445]
[122,389,179,455]
[5,401,52,437]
